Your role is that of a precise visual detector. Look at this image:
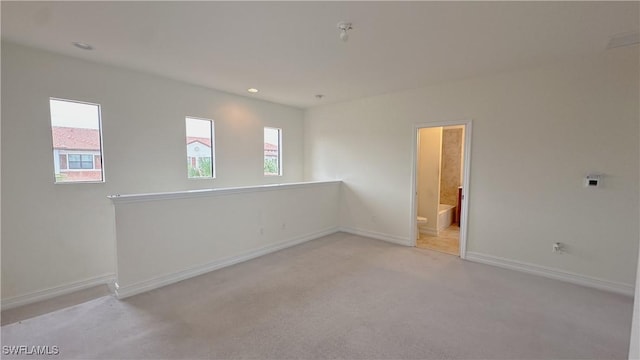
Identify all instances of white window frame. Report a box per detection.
[50,97,105,184]
[264,127,282,176]
[185,116,215,179]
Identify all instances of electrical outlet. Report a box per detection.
[259,227,264,235]
[281,223,286,230]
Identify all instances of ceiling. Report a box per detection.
[2,1,638,109]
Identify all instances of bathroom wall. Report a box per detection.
[417,127,442,234]
[440,127,464,207]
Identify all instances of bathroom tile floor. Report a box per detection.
[416,225,460,256]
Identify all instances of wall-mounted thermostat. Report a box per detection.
[584,174,602,188]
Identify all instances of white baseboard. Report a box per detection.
[115,227,340,299]
[340,226,412,246]
[1,274,115,310]
[466,252,634,297]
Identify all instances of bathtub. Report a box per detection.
[438,204,455,232]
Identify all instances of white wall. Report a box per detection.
[631,241,640,358]
[630,96,640,358]
[305,46,639,287]
[417,127,442,234]
[1,42,305,303]
[112,181,340,298]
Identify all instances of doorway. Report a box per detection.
[411,120,471,258]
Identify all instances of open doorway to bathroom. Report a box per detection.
[412,121,471,258]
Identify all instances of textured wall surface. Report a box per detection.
[440,128,463,207]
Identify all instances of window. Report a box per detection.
[68,154,95,169]
[264,127,282,176]
[186,117,214,179]
[50,98,104,183]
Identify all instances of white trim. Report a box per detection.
[115,227,340,299]
[50,97,106,184]
[264,126,283,177]
[340,226,412,246]
[53,180,106,185]
[458,122,472,259]
[466,252,634,297]
[1,274,115,310]
[410,119,472,259]
[108,180,341,204]
[185,116,216,179]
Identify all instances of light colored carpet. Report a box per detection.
[1,285,111,326]
[1,232,633,359]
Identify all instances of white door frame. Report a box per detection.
[410,119,472,258]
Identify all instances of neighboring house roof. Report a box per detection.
[264,142,278,156]
[53,128,278,155]
[187,136,212,147]
[187,138,278,156]
[52,126,101,151]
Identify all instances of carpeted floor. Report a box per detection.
[1,232,634,359]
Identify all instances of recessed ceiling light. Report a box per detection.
[72,42,93,50]
[247,88,259,94]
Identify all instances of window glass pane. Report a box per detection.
[264,127,281,176]
[68,154,81,169]
[81,155,94,169]
[186,117,214,179]
[50,99,104,183]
